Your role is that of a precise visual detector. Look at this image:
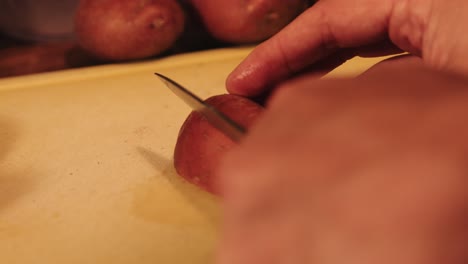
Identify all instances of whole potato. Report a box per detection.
[75,0,185,61]
[0,42,97,78]
[190,0,309,44]
[174,94,264,195]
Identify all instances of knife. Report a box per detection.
[155,73,246,142]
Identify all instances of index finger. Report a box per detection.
[226,0,395,97]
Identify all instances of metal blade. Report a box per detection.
[155,73,246,142]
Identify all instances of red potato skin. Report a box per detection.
[75,0,185,61]
[0,42,98,78]
[174,94,264,195]
[190,0,309,44]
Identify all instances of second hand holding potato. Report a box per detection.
[226,0,468,97]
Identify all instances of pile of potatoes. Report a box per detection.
[75,0,314,61]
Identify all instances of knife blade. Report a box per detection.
[155,73,246,142]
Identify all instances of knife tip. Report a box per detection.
[155,72,171,83]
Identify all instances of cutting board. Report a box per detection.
[0,47,387,264]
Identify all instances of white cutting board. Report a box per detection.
[0,47,386,264]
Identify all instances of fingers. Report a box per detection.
[218,67,468,264]
[226,0,395,97]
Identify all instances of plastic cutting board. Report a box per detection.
[0,47,388,264]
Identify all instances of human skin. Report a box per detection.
[217,57,468,264]
[216,0,468,263]
[226,0,468,97]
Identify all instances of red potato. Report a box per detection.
[174,94,264,195]
[0,42,97,78]
[75,0,185,61]
[189,0,309,44]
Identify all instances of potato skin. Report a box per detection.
[174,94,263,195]
[190,0,309,44]
[0,42,97,78]
[75,0,185,61]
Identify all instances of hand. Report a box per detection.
[226,0,468,97]
[216,58,468,264]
